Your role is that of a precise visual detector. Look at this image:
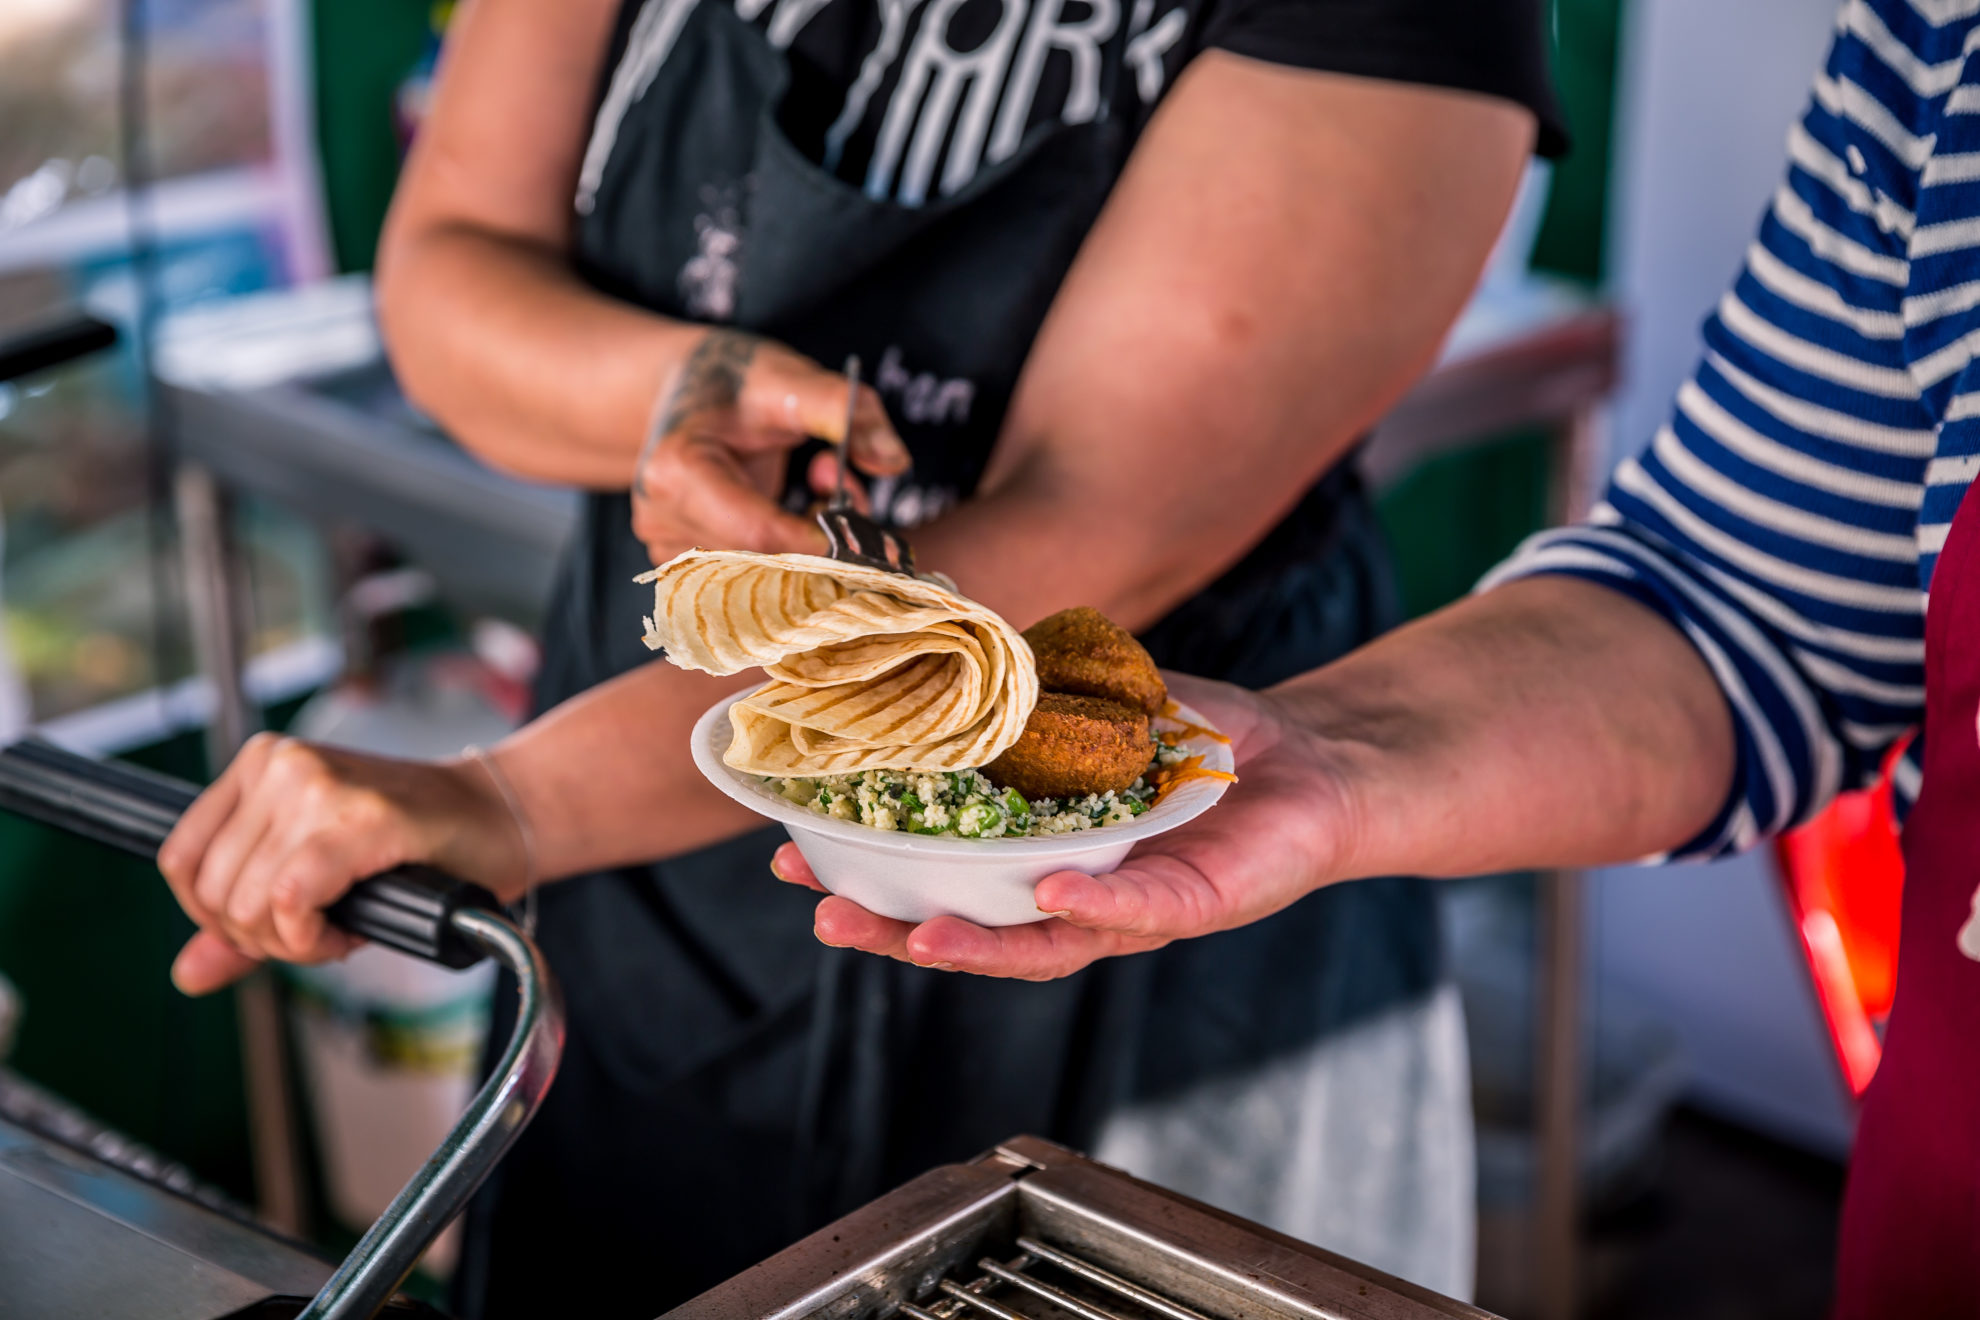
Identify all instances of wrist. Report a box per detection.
[436,751,536,903]
[1267,685,1391,888]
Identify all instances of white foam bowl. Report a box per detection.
[691,686,1236,927]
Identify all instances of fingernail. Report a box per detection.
[169,960,203,997]
[934,962,958,972]
[860,431,909,466]
[1041,909,1073,918]
[769,857,788,882]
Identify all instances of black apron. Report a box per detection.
[456,4,1439,1315]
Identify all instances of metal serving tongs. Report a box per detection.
[0,736,565,1320]
[817,355,918,578]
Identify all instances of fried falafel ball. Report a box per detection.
[986,692,1153,800]
[1022,606,1167,716]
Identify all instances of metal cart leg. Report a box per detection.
[174,463,257,763]
[1532,403,1603,1320]
[174,461,308,1236]
[1533,867,1582,1320]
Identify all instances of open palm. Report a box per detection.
[772,673,1358,979]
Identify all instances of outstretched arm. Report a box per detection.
[792,11,1966,978]
[776,576,1736,978]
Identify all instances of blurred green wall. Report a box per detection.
[0,694,319,1208]
[0,733,254,1202]
[315,0,433,273]
[1534,0,1624,286]
[1378,0,1626,618]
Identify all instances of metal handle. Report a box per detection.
[0,313,117,385]
[1,744,510,969]
[831,354,860,510]
[299,904,560,1319]
[0,736,565,1320]
[0,738,502,967]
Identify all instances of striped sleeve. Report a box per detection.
[1486,6,1944,860]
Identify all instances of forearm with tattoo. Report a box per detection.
[634,329,763,495]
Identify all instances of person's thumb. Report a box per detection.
[171,929,262,996]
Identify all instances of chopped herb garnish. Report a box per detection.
[768,745,1177,839]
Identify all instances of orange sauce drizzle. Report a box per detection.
[1147,752,1240,805]
[1158,723,1232,746]
[1154,699,1233,745]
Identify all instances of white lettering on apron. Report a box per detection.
[824,0,932,171]
[876,345,975,423]
[575,0,705,214]
[868,0,1029,204]
[1124,0,1185,102]
[763,0,837,47]
[679,196,746,320]
[988,0,1117,165]
[870,478,960,527]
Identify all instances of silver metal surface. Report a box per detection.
[1013,1237,1210,1320]
[1010,1137,1498,1320]
[899,1269,1006,1320]
[174,462,259,764]
[0,1067,247,1222]
[665,1137,1500,1320]
[975,1256,1134,1320]
[298,906,563,1320]
[159,365,578,627]
[818,356,918,578]
[935,1276,1035,1320]
[1533,868,1584,1320]
[0,1115,332,1319]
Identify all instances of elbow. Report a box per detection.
[372,209,485,447]
[1110,562,1215,633]
[372,205,433,410]
[1084,533,1232,633]
[994,483,1258,632]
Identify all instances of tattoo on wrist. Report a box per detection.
[635,329,762,495]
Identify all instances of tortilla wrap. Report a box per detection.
[637,550,1038,775]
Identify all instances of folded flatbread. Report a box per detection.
[638,550,1038,775]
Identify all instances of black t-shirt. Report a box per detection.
[753,0,1565,206]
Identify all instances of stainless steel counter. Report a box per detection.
[666,1136,1502,1320]
[160,361,576,627]
[0,1109,332,1319]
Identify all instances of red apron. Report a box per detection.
[1832,478,1980,1316]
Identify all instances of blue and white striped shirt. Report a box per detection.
[1489,0,1980,859]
